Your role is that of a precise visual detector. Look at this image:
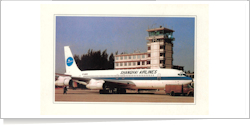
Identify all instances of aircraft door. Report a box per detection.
[116,74,119,80]
[157,73,161,80]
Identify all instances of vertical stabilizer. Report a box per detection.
[64,46,81,76]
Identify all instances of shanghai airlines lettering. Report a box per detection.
[120,70,157,74]
[139,70,157,74]
[120,71,138,74]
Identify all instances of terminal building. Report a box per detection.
[114,25,184,71]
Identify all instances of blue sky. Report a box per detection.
[56,16,194,73]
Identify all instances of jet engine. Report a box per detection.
[55,76,72,87]
[86,79,105,90]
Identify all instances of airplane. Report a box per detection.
[55,46,193,94]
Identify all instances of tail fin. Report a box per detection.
[64,46,81,76]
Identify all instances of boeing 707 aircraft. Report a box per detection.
[56,46,193,94]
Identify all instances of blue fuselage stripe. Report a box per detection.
[92,77,192,80]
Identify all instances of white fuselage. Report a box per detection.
[67,68,192,90]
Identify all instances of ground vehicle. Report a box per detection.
[165,84,194,96]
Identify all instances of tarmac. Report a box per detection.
[55,88,194,103]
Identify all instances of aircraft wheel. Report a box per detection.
[103,83,108,90]
[118,88,125,94]
[117,88,121,94]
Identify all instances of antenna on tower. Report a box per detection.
[151,23,156,29]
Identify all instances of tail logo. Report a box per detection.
[66,57,73,66]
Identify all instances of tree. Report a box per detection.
[74,54,80,68]
[74,49,115,70]
[107,53,114,69]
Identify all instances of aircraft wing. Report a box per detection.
[55,74,136,89]
[103,79,136,89]
[71,76,136,89]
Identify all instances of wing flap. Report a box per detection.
[103,79,136,88]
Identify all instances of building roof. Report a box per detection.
[146,27,174,32]
[115,52,148,57]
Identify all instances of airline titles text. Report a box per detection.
[120,70,157,75]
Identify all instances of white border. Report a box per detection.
[41,4,208,116]
[1,1,248,119]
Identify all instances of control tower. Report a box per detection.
[146,26,175,69]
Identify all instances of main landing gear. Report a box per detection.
[99,88,126,94]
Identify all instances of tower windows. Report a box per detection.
[160,60,165,64]
[160,53,165,57]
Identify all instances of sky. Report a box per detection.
[56,16,194,74]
